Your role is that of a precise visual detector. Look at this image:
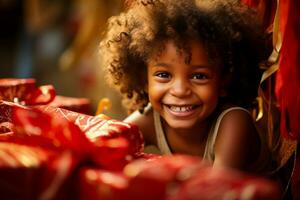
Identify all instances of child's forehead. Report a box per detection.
[147,40,225,71]
[149,40,202,54]
[148,40,216,65]
[148,40,220,64]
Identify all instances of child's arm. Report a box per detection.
[213,109,260,171]
[124,109,156,146]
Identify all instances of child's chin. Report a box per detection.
[165,119,197,131]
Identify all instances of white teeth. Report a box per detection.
[169,105,193,112]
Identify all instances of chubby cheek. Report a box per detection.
[198,86,220,111]
[147,82,165,108]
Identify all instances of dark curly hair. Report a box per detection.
[99,0,268,113]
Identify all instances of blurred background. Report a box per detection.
[0,0,128,119]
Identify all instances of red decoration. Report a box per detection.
[276,0,300,140]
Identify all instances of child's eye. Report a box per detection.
[191,73,208,80]
[155,72,171,79]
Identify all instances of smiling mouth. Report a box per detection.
[164,104,199,114]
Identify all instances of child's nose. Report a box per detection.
[169,78,192,97]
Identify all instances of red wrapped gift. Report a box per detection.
[0,78,91,115]
[79,168,130,200]
[79,154,281,200]
[40,105,144,168]
[123,155,207,200]
[78,155,205,200]
[0,104,281,200]
[170,167,281,200]
[0,142,80,200]
[48,95,92,115]
[0,122,13,134]
[0,105,145,199]
[4,105,144,170]
[0,100,28,135]
[0,78,55,105]
[0,78,36,102]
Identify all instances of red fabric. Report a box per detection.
[275,2,300,198]
[276,0,300,140]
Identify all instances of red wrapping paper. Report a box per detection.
[79,155,281,200]
[48,95,92,115]
[4,105,144,170]
[0,105,145,199]
[0,142,79,200]
[78,155,205,200]
[170,167,281,200]
[79,168,129,200]
[0,78,92,115]
[0,100,28,134]
[0,78,55,105]
[0,78,36,102]
[40,105,145,167]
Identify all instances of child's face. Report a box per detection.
[147,40,224,130]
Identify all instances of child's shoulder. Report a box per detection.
[216,106,257,142]
[123,107,156,145]
[213,106,261,170]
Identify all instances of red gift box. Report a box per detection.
[0,104,282,200]
[0,78,55,105]
[40,105,145,167]
[0,105,145,199]
[0,142,80,200]
[79,154,281,200]
[4,105,144,170]
[0,100,28,134]
[79,168,130,200]
[170,166,281,200]
[0,78,92,115]
[48,95,92,115]
[0,78,36,102]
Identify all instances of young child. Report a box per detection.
[99,0,272,173]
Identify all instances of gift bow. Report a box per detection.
[2,106,144,170]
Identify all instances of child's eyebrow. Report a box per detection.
[151,62,211,69]
[190,64,211,69]
[151,62,170,67]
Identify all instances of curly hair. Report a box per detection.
[99,0,268,113]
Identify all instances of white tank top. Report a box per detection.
[153,107,270,171]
